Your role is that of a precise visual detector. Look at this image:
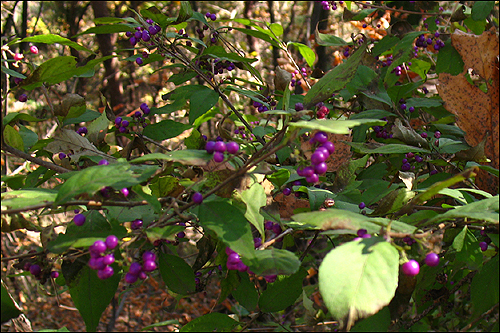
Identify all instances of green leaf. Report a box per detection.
[21,34,93,53]
[140,6,173,28]
[158,252,196,295]
[372,35,399,57]
[269,23,283,36]
[406,97,442,108]
[130,150,213,166]
[1,65,26,79]
[464,17,486,35]
[3,125,24,152]
[232,27,280,48]
[62,109,101,127]
[203,45,257,64]
[18,125,38,152]
[452,226,483,270]
[436,39,464,75]
[232,272,259,311]
[266,168,290,188]
[146,226,185,243]
[258,268,307,313]
[54,162,158,205]
[346,142,430,154]
[349,109,394,120]
[387,81,424,104]
[175,1,194,24]
[304,41,368,108]
[471,1,495,21]
[316,30,347,47]
[351,306,391,332]
[471,255,499,318]
[291,208,417,234]
[245,248,301,276]
[142,119,192,141]
[180,312,238,332]
[1,284,22,323]
[189,86,219,124]
[197,200,255,260]
[66,264,120,332]
[425,195,499,225]
[368,188,416,217]
[167,71,197,85]
[290,119,386,135]
[288,42,316,68]
[240,183,266,239]
[409,59,432,81]
[307,187,335,211]
[319,237,398,330]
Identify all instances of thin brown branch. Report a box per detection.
[2,143,72,174]
[352,1,450,17]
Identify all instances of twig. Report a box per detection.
[2,143,71,174]
[351,1,451,17]
[460,303,499,332]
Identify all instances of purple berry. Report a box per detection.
[357,229,367,237]
[283,187,292,196]
[401,163,411,171]
[358,202,366,209]
[177,231,186,239]
[129,262,142,275]
[102,254,115,266]
[402,260,420,276]
[314,131,328,144]
[142,251,156,262]
[23,262,32,271]
[425,253,439,267]
[430,169,438,175]
[30,264,41,276]
[51,271,59,279]
[213,151,224,162]
[253,237,262,248]
[105,235,118,250]
[74,214,86,226]
[192,192,203,204]
[434,131,441,139]
[59,152,67,159]
[306,173,319,184]
[265,221,274,230]
[30,45,39,54]
[421,132,428,138]
[142,30,150,42]
[97,266,114,280]
[131,219,143,230]
[225,247,236,256]
[138,271,148,280]
[98,159,109,166]
[143,260,157,272]
[321,141,335,154]
[214,141,226,153]
[136,57,143,65]
[121,188,129,197]
[311,151,327,165]
[225,141,239,154]
[362,233,372,238]
[210,13,217,21]
[314,162,328,175]
[125,272,138,283]
[295,103,304,111]
[479,241,488,252]
[265,275,277,283]
[205,140,216,153]
[415,155,423,163]
[115,117,122,126]
[121,120,129,127]
[93,240,107,254]
[302,166,315,178]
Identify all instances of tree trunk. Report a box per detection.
[310,2,330,72]
[268,1,279,69]
[91,1,125,114]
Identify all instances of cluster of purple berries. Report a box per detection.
[225,241,277,283]
[282,180,303,197]
[264,220,283,238]
[297,131,335,184]
[320,1,343,10]
[88,235,119,280]
[353,228,372,240]
[234,122,258,140]
[205,138,240,163]
[253,99,275,113]
[414,32,445,54]
[124,251,157,284]
[314,103,330,119]
[205,12,217,21]
[401,152,424,172]
[125,19,161,47]
[195,58,236,79]
[130,219,143,230]
[291,68,306,88]
[23,261,58,281]
[375,54,393,68]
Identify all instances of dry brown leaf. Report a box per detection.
[436,27,499,194]
[274,192,310,220]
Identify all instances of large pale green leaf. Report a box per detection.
[158,252,196,295]
[290,119,386,135]
[54,162,158,205]
[232,271,259,311]
[288,42,316,68]
[319,237,398,330]
[240,182,266,238]
[76,24,135,36]
[471,255,499,318]
[258,268,307,313]
[197,200,255,260]
[304,41,368,108]
[425,195,499,225]
[291,208,417,234]
[3,112,45,126]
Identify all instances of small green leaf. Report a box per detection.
[291,119,386,135]
[269,23,283,36]
[244,248,301,276]
[288,42,316,68]
[316,29,347,47]
[319,237,398,330]
[175,1,194,24]
[4,125,24,152]
[76,24,135,36]
[189,86,219,124]
[158,252,196,295]
[346,142,430,154]
[259,268,307,313]
[436,39,464,75]
[240,183,266,239]
[130,150,213,165]
[232,272,259,311]
[266,168,290,188]
[2,112,45,126]
[1,284,22,323]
